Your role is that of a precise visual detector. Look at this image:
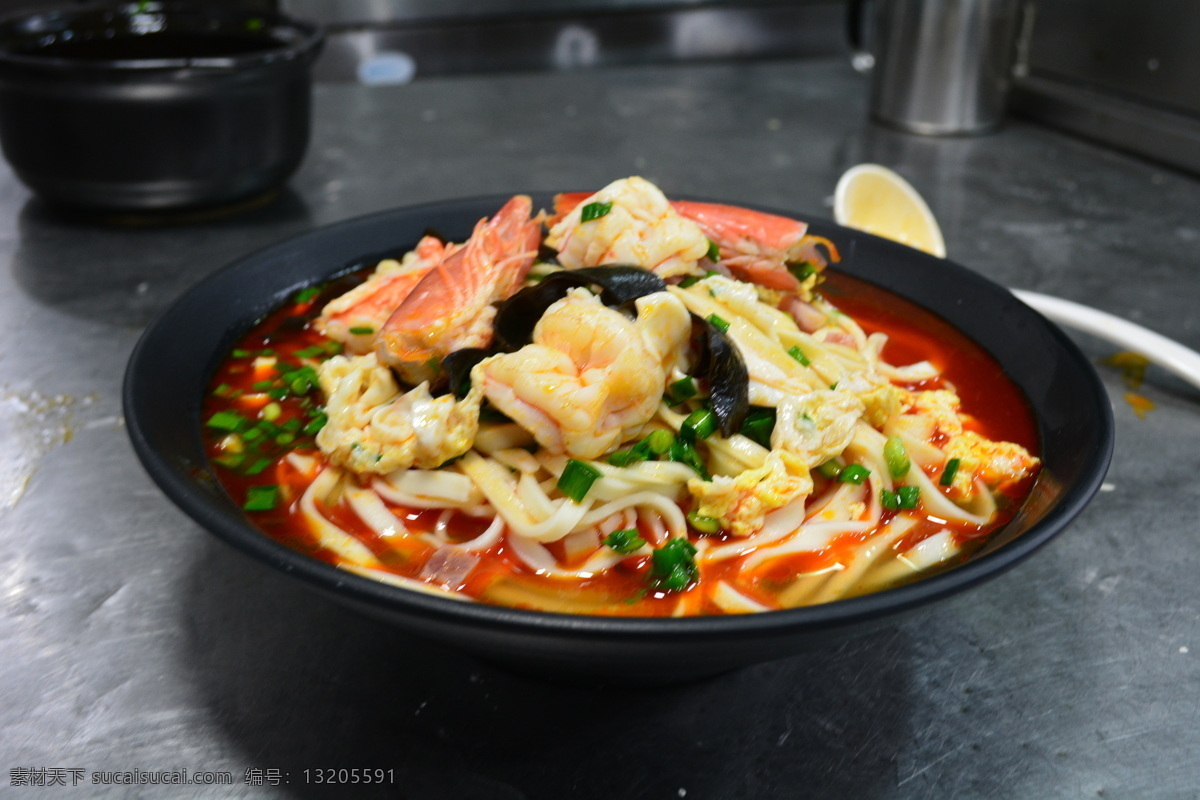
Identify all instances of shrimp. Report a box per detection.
[544,177,710,280]
[553,183,839,292]
[480,288,691,459]
[316,236,451,353]
[376,194,541,386]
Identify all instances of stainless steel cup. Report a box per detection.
[853,0,1022,135]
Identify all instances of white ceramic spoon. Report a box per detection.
[1012,289,1200,392]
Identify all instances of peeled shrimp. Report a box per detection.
[377,194,541,385]
[480,288,691,459]
[545,177,710,279]
[553,181,838,291]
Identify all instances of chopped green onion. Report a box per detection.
[649,538,699,592]
[787,261,818,282]
[212,383,236,398]
[603,528,647,555]
[293,286,321,304]
[669,439,710,481]
[557,459,602,503]
[680,408,718,444]
[705,239,721,262]
[884,436,911,478]
[686,510,721,535]
[940,457,961,486]
[644,429,675,455]
[260,402,282,422]
[231,348,251,358]
[243,485,279,512]
[212,453,245,469]
[302,411,327,436]
[739,407,775,448]
[665,376,699,405]
[787,345,811,366]
[349,326,374,335]
[816,460,842,479]
[706,313,731,333]
[205,410,246,432]
[607,448,638,467]
[244,458,274,476]
[678,270,719,289]
[294,345,328,359]
[274,432,295,446]
[882,486,920,510]
[580,201,613,222]
[837,463,871,484]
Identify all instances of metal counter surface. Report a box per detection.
[1,59,1197,799]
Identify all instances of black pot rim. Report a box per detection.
[123,193,1116,650]
[0,1,324,74]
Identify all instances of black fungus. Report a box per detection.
[493,265,666,350]
[692,315,750,437]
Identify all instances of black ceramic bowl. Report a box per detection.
[123,195,1114,681]
[0,2,323,212]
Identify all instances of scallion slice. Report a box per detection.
[816,460,842,479]
[205,410,246,432]
[349,326,375,335]
[644,429,675,455]
[837,463,870,484]
[884,435,911,478]
[557,459,602,503]
[706,313,731,333]
[649,538,699,592]
[738,407,775,448]
[897,485,920,509]
[680,408,718,444]
[940,457,961,486]
[686,510,721,535]
[603,528,647,555]
[665,376,698,405]
[243,485,279,512]
[787,345,811,366]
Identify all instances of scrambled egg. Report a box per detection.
[689,450,814,537]
[316,353,484,473]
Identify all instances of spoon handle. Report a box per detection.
[1013,289,1200,393]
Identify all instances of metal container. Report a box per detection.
[852,0,1022,135]
[0,3,323,212]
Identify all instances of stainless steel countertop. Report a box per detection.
[2,58,1198,798]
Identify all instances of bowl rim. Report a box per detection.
[0,1,324,73]
[122,193,1115,642]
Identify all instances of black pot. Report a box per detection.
[0,2,324,212]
